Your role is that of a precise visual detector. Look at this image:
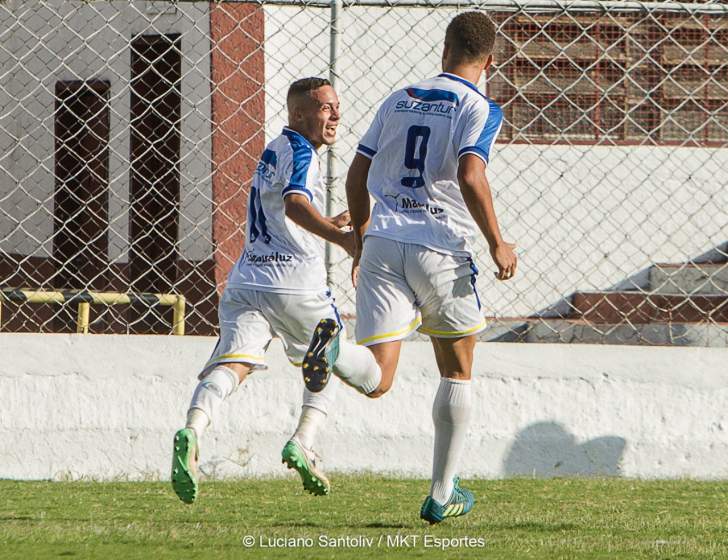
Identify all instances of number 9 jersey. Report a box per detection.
[356,73,503,258]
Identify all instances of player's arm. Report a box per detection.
[345,153,372,287]
[284,194,354,256]
[346,95,388,286]
[345,153,372,255]
[457,154,517,280]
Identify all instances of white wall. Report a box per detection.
[0,1,212,261]
[2,333,727,481]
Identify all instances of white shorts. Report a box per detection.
[355,236,485,346]
[203,286,342,373]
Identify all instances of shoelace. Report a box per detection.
[451,486,469,504]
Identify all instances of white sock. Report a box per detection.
[333,340,382,395]
[186,408,210,440]
[186,366,239,439]
[293,407,326,450]
[293,376,340,449]
[430,377,472,505]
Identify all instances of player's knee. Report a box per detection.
[366,378,393,398]
[200,362,251,385]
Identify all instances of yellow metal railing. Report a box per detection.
[0,289,186,335]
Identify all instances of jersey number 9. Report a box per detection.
[401,125,430,189]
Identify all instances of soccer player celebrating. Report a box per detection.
[301,12,517,523]
[171,78,355,503]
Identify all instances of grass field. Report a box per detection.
[2,476,728,559]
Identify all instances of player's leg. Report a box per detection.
[172,288,272,504]
[185,362,252,440]
[351,339,401,397]
[294,382,339,452]
[172,361,252,505]
[419,335,475,523]
[280,380,339,495]
[405,245,484,523]
[302,237,417,397]
[302,321,392,396]
[265,290,343,495]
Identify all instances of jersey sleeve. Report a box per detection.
[456,98,503,166]
[280,144,314,203]
[356,97,390,159]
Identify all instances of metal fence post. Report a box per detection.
[325,0,343,286]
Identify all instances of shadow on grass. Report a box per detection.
[363,522,410,529]
[267,521,412,530]
[491,521,578,532]
[268,521,321,528]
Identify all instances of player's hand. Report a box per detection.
[351,250,361,288]
[330,210,351,229]
[490,241,517,281]
[338,230,356,258]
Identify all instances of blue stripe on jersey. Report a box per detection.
[357,144,377,158]
[282,126,315,149]
[326,289,343,329]
[248,186,271,243]
[458,99,503,164]
[254,187,271,243]
[437,72,485,99]
[250,149,276,243]
[467,258,482,311]
[282,127,314,201]
[406,87,460,105]
[248,187,259,242]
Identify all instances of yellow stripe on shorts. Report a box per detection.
[357,316,422,346]
[206,353,265,368]
[418,320,486,337]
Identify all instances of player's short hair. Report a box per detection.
[287,77,332,108]
[445,11,496,62]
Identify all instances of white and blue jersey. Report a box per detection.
[227,127,327,294]
[357,73,503,257]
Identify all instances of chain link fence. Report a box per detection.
[0,0,726,345]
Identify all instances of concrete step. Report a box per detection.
[571,292,728,323]
[342,316,728,346]
[524,319,728,347]
[649,263,728,295]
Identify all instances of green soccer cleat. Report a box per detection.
[301,318,340,393]
[420,477,475,524]
[281,438,330,496]
[171,428,199,504]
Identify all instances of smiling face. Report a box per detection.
[288,84,340,149]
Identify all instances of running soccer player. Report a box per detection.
[301,12,517,524]
[171,77,356,504]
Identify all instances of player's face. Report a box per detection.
[303,86,340,147]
